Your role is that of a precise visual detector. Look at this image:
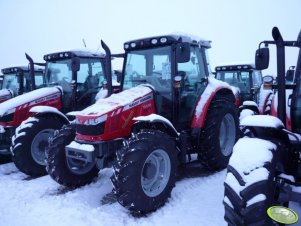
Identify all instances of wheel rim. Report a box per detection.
[141,149,171,197]
[66,156,95,175]
[219,113,236,156]
[31,129,56,165]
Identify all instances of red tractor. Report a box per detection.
[223,27,301,225]
[0,55,44,104]
[46,34,239,213]
[0,57,44,156]
[1,45,116,174]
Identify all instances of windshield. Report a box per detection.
[123,46,171,92]
[34,72,45,88]
[2,74,20,94]
[45,58,104,93]
[216,70,251,93]
[45,59,72,92]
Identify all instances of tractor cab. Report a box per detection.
[122,34,211,130]
[215,63,262,103]
[43,50,111,112]
[1,66,44,96]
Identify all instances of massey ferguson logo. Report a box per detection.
[123,94,153,111]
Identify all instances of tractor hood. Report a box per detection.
[0,86,62,117]
[0,89,13,103]
[76,84,153,123]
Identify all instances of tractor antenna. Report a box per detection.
[96,40,102,51]
[82,38,87,48]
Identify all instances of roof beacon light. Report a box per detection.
[124,44,129,49]
[130,42,136,48]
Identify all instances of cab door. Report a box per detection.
[176,46,207,130]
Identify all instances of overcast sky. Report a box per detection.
[0,0,300,75]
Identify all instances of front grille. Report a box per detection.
[76,122,105,136]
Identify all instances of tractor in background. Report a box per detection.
[215,63,272,118]
[1,44,117,174]
[223,27,301,225]
[46,33,239,214]
[0,55,44,104]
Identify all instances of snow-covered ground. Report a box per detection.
[0,162,229,226]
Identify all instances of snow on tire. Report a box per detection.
[111,130,178,214]
[199,97,239,170]
[223,137,278,226]
[46,125,99,187]
[12,116,65,176]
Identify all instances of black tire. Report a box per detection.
[198,97,239,170]
[46,125,99,187]
[111,130,178,214]
[223,137,278,226]
[12,116,65,176]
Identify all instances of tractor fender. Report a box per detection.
[240,115,290,146]
[132,114,179,138]
[192,86,235,129]
[29,106,69,124]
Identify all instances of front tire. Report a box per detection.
[12,116,65,176]
[223,137,278,226]
[111,130,178,213]
[46,125,99,187]
[199,97,239,170]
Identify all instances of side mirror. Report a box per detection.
[286,68,295,82]
[71,57,80,72]
[114,70,122,83]
[262,75,274,90]
[255,48,269,70]
[176,42,190,63]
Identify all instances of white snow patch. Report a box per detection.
[225,137,275,195]
[194,77,231,120]
[95,89,108,101]
[67,141,95,152]
[246,194,266,207]
[0,125,5,133]
[0,87,60,116]
[239,109,255,121]
[242,100,258,107]
[79,85,152,117]
[258,86,273,113]
[271,90,292,120]
[133,113,178,134]
[223,196,234,209]
[240,115,284,128]
[0,163,229,226]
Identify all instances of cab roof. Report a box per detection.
[1,66,44,74]
[215,63,256,71]
[124,33,211,50]
[44,49,105,61]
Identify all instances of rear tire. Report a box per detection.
[46,125,99,187]
[111,130,178,213]
[199,98,239,170]
[223,137,279,226]
[12,116,65,176]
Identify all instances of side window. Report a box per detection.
[178,46,206,91]
[124,54,146,89]
[252,70,262,87]
[77,60,104,90]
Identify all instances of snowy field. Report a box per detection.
[0,162,229,226]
